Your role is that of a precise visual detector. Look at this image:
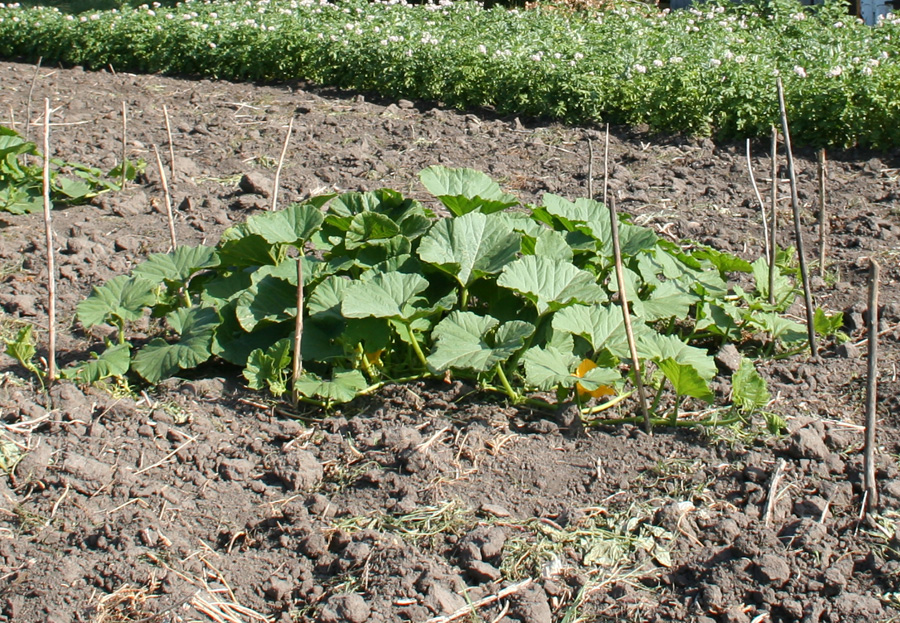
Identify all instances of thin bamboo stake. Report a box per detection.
[587,138,594,199]
[120,101,128,190]
[864,259,880,514]
[776,77,817,359]
[7,106,15,132]
[163,104,176,182]
[271,117,295,212]
[817,148,827,276]
[152,144,178,251]
[602,123,610,206]
[291,256,304,409]
[24,57,42,149]
[746,138,770,262]
[768,126,778,306]
[609,197,651,433]
[41,98,57,382]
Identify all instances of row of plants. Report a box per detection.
[1,125,139,213]
[52,167,840,426]
[0,0,898,146]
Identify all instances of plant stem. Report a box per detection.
[581,391,632,415]
[589,414,744,429]
[668,394,683,425]
[493,363,520,403]
[405,322,432,373]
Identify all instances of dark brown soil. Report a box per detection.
[0,60,899,623]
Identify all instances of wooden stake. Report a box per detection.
[746,138,771,262]
[602,123,610,206]
[763,458,787,527]
[272,116,295,212]
[817,148,827,276]
[24,57,42,149]
[768,126,778,306]
[864,259,880,514]
[587,138,594,200]
[776,78,817,359]
[609,197,651,433]
[121,101,128,190]
[163,104,176,182]
[41,98,57,382]
[153,144,178,251]
[291,256,304,409]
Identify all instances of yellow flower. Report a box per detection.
[575,359,615,399]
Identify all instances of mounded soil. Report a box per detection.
[0,60,899,623]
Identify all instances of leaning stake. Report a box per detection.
[817,148,828,276]
[864,259,880,514]
[746,139,771,262]
[768,126,778,306]
[121,101,128,190]
[776,78,817,358]
[292,256,304,409]
[41,98,57,382]
[272,116,295,212]
[153,144,178,251]
[163,104,176,182]
[609,197,650,433]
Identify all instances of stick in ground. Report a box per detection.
[608,197,651,433]
[817,148,827,276]
[152,144,178,251]
[776,77,817,358]
[864,258,880,513]
[292,255,304,409]
[41,98,57,382]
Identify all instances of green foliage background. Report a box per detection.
[0,0,898,147]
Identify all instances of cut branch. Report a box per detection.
[864,259,880,514]
[41,98,57,382]
[776,78,817,358]
[609,197,651,433]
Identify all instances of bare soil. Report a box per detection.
[0,60,899,623]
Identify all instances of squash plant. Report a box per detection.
[69,166,833,419]
[1,125,141,214]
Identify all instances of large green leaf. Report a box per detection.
[498,256,604,315]
[342,272,430,321]
[238,202,324,245]
[750,257,795,307]
[132,245,219,285]
[418,166,518,216]
[293,369,368,403]
[638,333,716,380]
[657,358,714,403]
[235,275,297,332]
[217,233,281,267]
[732,358,770,412]
[631,281,695,322]
[244,338,292,396]
[521,345,620,392]
[77,275,158,328]
[131,307,218,383]
[62,343,131,384]
[417,211,521,287]
[552,304,638,359]
[426,311,533,373]
[345,211,401,250]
